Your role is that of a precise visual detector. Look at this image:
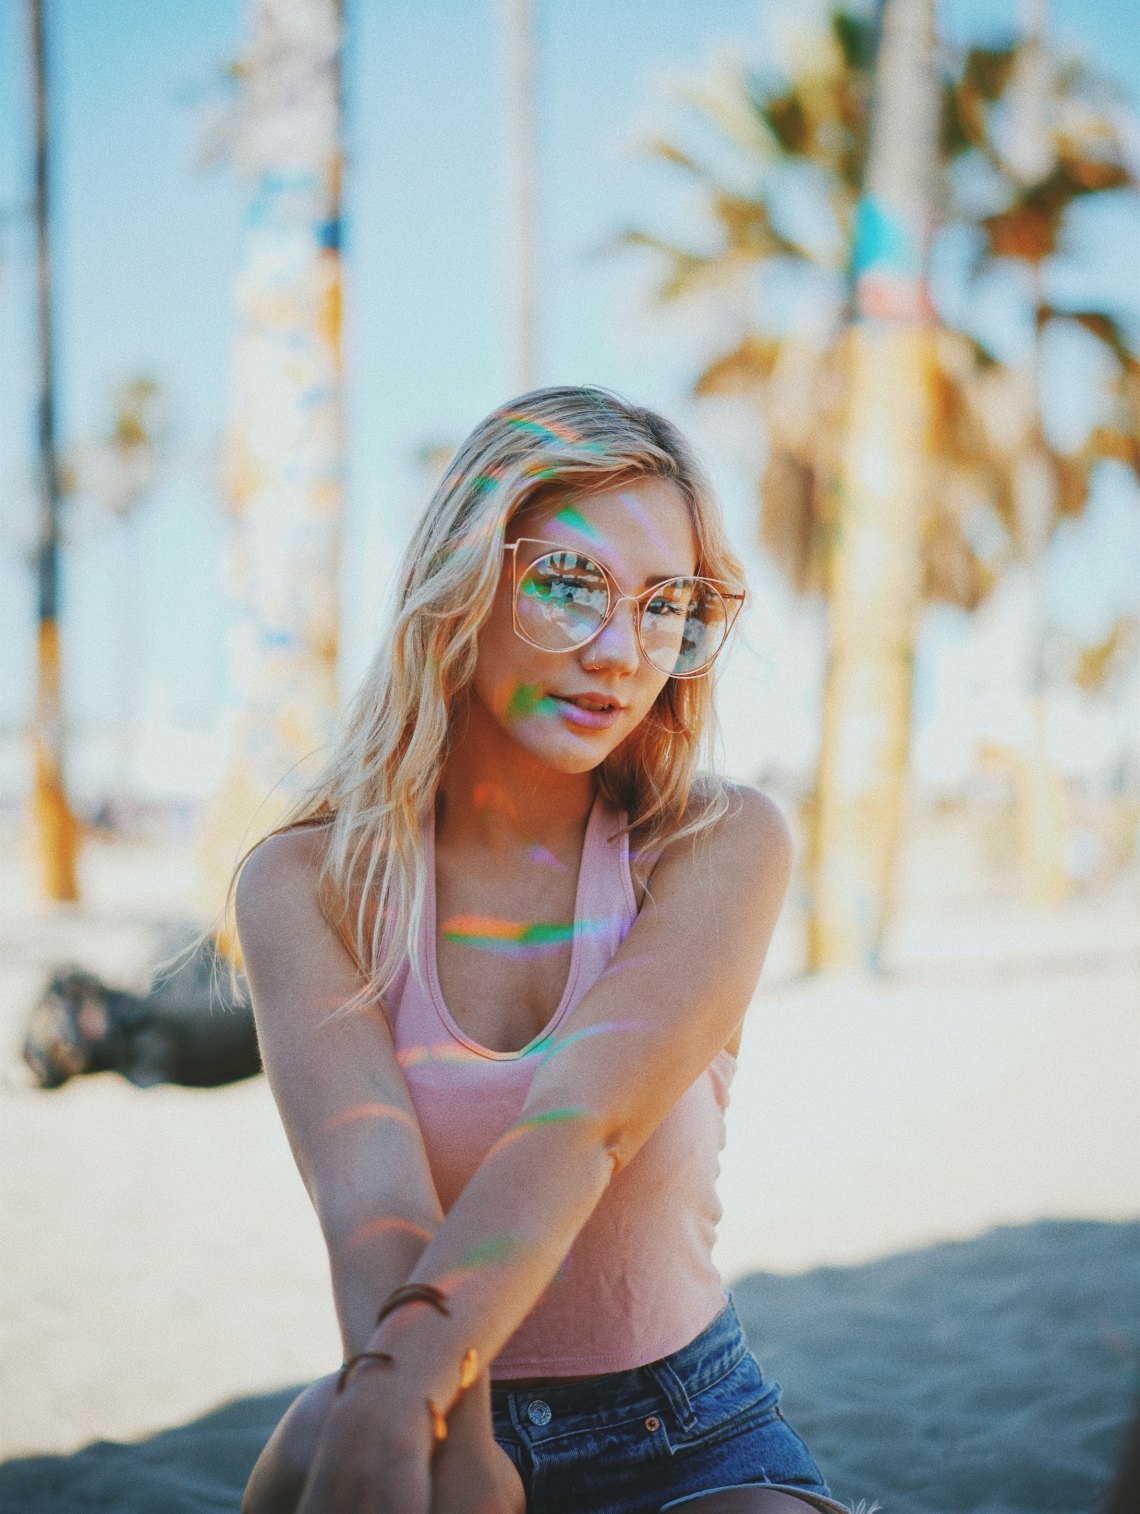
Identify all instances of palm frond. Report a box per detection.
[1037,306,1139,371]
[693,335,784,395]
[921,507,994,610]
[1074,615,1138,690]
[613,229,718,302]
[709,189,812,261]
[758,86,811,155]
[1087,423,1140,479]
[1050,448,1092,518]
[831,9,879,75]
[962,42,1019,103]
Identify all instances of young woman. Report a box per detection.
[232,387,850,1514]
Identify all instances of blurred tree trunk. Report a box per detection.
[196,0,346,956]
[1010,0,1070,903]
[500,0,537,391]
[28,0,79,901]
[807,0,938,971]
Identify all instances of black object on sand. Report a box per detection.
[21,927,261,1090]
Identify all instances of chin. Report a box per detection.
[511,721,622,774]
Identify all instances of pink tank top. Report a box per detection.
[390,788,734,1377]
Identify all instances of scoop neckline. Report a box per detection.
[423,789,604,1062]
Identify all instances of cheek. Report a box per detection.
[632,673,671,721]
[472,610,556,725]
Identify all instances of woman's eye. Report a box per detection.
[646,597,687,618]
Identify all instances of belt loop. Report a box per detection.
[645,1357,697,1432]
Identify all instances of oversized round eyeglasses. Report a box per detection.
[503,538,745,678]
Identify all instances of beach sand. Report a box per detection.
[1,802,1138,1511]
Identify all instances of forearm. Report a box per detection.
[361,1115,614,1417]
[327,1198,506,1444]
[327,1206,440,1358]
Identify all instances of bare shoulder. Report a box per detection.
[233,822,360,993]
[235,824,331,930]
[652,781,794,895]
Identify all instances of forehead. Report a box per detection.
[511,476,698,578]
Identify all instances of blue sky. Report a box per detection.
[1,0,1139,799]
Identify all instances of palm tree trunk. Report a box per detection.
[500,0,538,391]
[28,0,79,901]
[1012,0,1070,903]
[807,0,938,970]
[196,0,346,953]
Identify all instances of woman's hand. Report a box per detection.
[295,1369,435,1514]
[430,1374,526,1514]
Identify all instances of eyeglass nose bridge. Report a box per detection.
[580,591,646,662]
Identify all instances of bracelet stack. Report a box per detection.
[336,1281,477,1444]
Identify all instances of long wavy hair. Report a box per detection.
[218,385,746,1022]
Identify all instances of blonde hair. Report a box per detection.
[221,385,746,1020]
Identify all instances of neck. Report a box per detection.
[436,693,597,855]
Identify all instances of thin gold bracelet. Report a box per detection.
[374,1281,452,1329]
[335,1350,394,1395]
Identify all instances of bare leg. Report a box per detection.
[242,1373,339,1514]
[660,1490,848,1513]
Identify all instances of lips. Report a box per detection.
[554,693,626,712]
[551,694,625,730]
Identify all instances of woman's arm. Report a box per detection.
[235,830,525,1514]
[353,785,793,1422]
[235,827,445,1353]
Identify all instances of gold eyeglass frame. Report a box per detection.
[503,537,745,679]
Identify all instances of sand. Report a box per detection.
[1,803,1138,1511]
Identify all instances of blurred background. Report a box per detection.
[1,2,1138,1512]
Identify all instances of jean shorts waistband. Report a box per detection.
[490,1291,752,1441]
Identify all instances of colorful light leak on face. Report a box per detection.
[550,504,602,542]
[504,682,560,722]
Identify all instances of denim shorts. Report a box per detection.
[490,1293,848,1514]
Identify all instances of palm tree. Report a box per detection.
[27,0,79,902]
[619,4,1140,965]
[809,0,939,971]
[195,0,346,957]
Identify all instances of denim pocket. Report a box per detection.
[667,1349,782,1451]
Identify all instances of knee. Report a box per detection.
[242,1374,339,1514]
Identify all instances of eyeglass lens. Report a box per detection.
[516,550,730,675]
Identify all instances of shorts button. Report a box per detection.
[527,1399,552,1426]
[644,1415,660,1432]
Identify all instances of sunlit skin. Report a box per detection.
[344,1214,437,1253]
[445,475,699,854]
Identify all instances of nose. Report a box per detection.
[580,594,641,675]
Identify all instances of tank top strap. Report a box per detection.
[574,791,639,978]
